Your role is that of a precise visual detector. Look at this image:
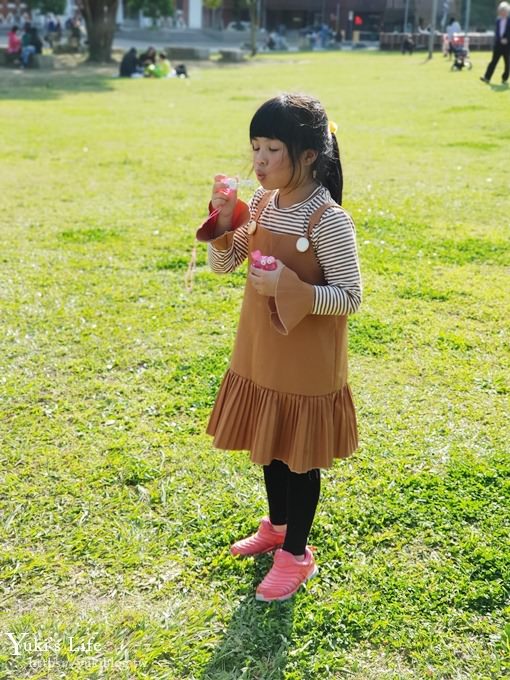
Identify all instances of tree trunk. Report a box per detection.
[249,2,257,56]
[82,0,119,63]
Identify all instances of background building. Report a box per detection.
[0,0,497,33]
[211,0,496,34]
[175,0,203,28]
[0,0,28,22]
[213,0,384,34]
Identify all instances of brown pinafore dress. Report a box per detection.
[207,190,359,473]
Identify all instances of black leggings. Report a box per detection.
[263,459,321,556]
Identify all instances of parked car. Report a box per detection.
[226,21,251,32]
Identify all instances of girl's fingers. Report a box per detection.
[211,194,227,204]
[211,199,228,212]
[213,184,231,201]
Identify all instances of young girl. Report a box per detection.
[196,93,362,602]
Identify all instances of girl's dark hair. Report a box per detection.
[249,93,343,204]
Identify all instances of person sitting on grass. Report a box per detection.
[139,46,156,68]
[119,47,142,78]
[154,52,172,78]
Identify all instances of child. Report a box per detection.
[7,25,22,59]
[196,93,362,602]
[154,52,172,78]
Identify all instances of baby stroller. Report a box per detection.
[450,34,472,71]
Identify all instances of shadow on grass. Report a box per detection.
[0,68,116,101]
[489,82,509,93]
[200,555,295,680]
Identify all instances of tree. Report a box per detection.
[233,0,259,56]
[203,0,222,30]
[81,0,119,62]
[28,0,66,15]
[25,0,66,18]
[27,0,118,62]
[245,0,259,56]
[128,0,173,27]
[470,0,497,29]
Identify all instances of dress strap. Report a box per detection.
[306,202,338,238]
[252,190,276,222]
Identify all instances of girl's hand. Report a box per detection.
[249,259,285,297]
[211,174,237,225]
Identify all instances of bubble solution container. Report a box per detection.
[251,250,277,271]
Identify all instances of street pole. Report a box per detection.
[464,0,471,33]
[428,0,439,58]
[403,0,410,32]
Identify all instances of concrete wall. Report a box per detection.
[188,0,202,28]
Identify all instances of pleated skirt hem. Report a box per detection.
[206,369,359,474]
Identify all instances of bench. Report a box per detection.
[218,48,248,62]
[0,47,21,67]
[32,54,55,69]
[0,47,54,69]
[165,46,210,60]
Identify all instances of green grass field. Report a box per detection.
[0,52,509,679]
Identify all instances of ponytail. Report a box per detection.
[317,132,343,205]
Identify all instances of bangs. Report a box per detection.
[249,96,322,154]
[249,99,294,145]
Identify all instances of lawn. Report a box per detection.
[0,52,509,679]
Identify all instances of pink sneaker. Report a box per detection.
[230,516,286,556]
[255,546,318,602]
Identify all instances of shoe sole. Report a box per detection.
[255,564,319,602]
[230,542,284,557]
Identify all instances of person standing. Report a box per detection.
[480,2,510,84]
[196,94,362,603]
[445,16,461,58]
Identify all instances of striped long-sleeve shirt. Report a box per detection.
[208,184,362,316]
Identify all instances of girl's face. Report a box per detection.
[251,137,317,192]
[251,137,292,190]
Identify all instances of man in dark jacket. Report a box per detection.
[119,47,140,77]
[480,1,510,84]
